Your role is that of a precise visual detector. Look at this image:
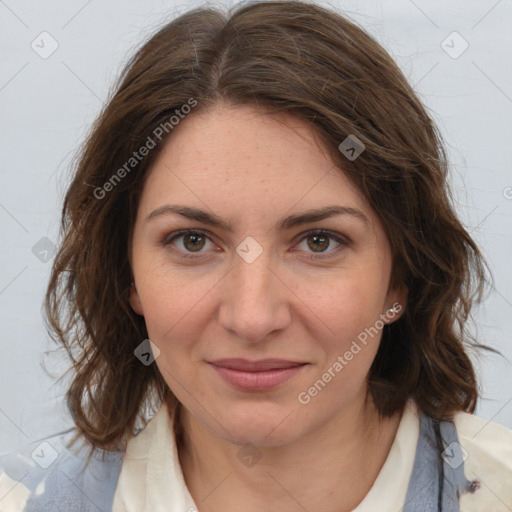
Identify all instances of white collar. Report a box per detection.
[352,400,419,511]
[112,400,196,511]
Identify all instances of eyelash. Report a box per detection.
[161,229,350,261]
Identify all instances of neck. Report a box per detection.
[176,389,402,512]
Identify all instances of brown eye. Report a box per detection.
[162,230,214,258]
[307,233,330,252]
[182,233,206,252]
[295,230,349,259]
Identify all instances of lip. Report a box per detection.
[207,359,308,391]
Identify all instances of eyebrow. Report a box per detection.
[145,204,369,231]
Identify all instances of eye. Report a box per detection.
[293,229,349,259]
[162,230,216,259]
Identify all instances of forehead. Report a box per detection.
[138,104,375,228]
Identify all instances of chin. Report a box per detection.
[211,404,306,448]
[225,426,300,448]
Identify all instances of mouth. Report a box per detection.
[207,359,308,391]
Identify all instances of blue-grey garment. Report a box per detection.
[403,413,475,511]
[1,410,474,511]
[1,429,123,512]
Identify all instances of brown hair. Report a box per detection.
[45,0,497,459]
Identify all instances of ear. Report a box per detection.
[129,283,144,316]
[384,285,408,324]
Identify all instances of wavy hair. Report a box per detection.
[45,0,497,460]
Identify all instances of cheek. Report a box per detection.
[133,250,212,331]
[302,280,385,403]
[139,280,205,392]
[301,270,388,345]
[133,266,222,381]
[140,287,204,344]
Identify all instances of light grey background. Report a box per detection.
[1,0,511,455]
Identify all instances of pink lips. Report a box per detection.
[208,358,307,391]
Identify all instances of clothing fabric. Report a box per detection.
[1,399,511,511]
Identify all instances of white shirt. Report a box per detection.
[1,399,511,510]
[111,399,512,511]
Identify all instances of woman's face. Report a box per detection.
[130,103,406,447]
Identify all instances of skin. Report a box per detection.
[129,102,407,512]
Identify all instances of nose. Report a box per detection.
[218,249,292,344]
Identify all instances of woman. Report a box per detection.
[1,1,511,510]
